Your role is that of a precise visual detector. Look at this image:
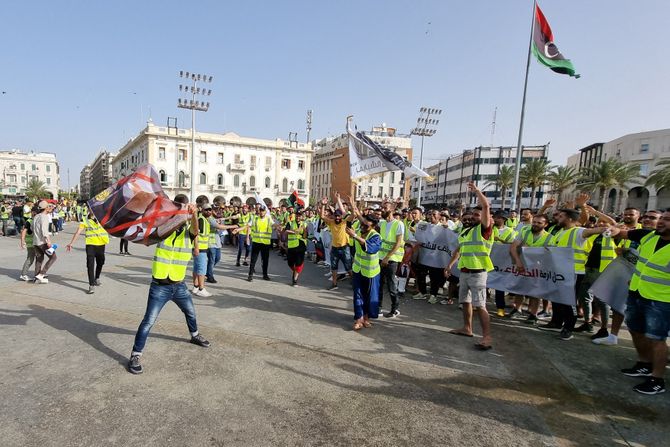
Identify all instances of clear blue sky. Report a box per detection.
[2,0,668,189]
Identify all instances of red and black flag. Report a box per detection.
[532,2,579,78]
[287,190,305,210]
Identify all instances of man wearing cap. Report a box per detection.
[32,201,57,283]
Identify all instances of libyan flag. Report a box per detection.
[287,190,305,209]
[532,3,579,78]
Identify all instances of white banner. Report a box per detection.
[588,257,635,314]
[488,245,576,306]
[414,222,459,269]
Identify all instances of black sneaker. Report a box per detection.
[190,334,211,348]
[291,278,297,286]
[327,283,338,291]
[206,277,217,284]
[559,329,573,340]
[247,275,253,282]
[128,355,143,374]
[574,322,594,333]
[384,309,400,318]
[537,322,562,332]
[507,308,521,319]
[523,314,538,325]
[263,275,271,281]
[235,262,241,267]
[590,328,609,340]
[125,252,132,256]
[243,261,249,266]
[633,377,666,395]
[621,362,652,377]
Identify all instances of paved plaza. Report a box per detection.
[0,226,668,447]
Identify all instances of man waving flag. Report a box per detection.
[532,2,579,78]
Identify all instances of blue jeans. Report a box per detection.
[132,281,198,354]
[353,272,380,320]
[330,246,352,271]
[237,234,251,263]
[625,292,670,341]
[206,247,221,279]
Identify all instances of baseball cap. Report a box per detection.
[38,200,49,210]
[202,204,212,210]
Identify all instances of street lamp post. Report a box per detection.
[177,71,213,203]
[410,107,442,208]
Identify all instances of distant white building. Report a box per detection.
[89,150,116,198]
[79,164,91,200]
[0,149,60,199]
[567,129,670,211]
[111,122,313,206]
[413,145,549,209]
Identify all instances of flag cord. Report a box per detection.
[510,0,536,213]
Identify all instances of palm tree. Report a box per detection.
[578,159,638,211]
[519,158,553,208]
[645,158,670,194]
[613,163,641,213]
[547,166,577,203]
[24,179,49,201]
[483,165,515,210]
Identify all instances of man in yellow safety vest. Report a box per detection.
[66,206,110,295]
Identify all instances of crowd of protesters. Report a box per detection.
[6,190,669,396]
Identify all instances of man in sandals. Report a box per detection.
[445,182,494,350]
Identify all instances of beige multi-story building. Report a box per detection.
[310,124,412,206]
[0,149,60,199]
[89,150,115,198]
[567,129,670,212]
[111,122,312,206]
[413,145,549,209]
[79,165,91,200]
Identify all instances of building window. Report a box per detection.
[265,156,272,167]
[250,156,257,169]
[21,176,26,184]
[640,164,649,177]
[46,165,51,173]
[297,179,304,190]
[159,170,167,184]
[217,152,224,164]
[378,186,383,197]
[20,163,25,170]
[8,174,16,183]
[32,164,36,171]
[178,171,185,187]
[159,147,166,160]
[282,178,288,192]
[217,174,224,186]
[200,172,206,185]
[200,151,207,163]
[282,159,291,169]
[179,149,187,161]
[390,187,394,198]
[249,176,256,188]
[46,177,51,185]
[234,175,240,187]
[265,176,271,188]
[380,173,384,183]
[234,154,241,164]
[640,143,649,153]
[298,160,305,170]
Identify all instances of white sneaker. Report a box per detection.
[34,274,48,284]
[427,295,438,304]
[19,275,30,281]
[198,288,212,297]
[192,287,198,294]
[592,334,618,346]
[412,292,427,300]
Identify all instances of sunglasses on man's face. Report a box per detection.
[642,215,659,219]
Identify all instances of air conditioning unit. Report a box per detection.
[265,166,271,171]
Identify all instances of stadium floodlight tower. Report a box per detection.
[410,107,441,207]
[178,71,213,202]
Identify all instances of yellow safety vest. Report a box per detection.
[457,224,494,271]
[152,226,192,282]
[197,215,210,250]
[251,215,273,245]
[353,230,381,278]
[519,227,551,247]
[23,207,31,219]
[493,226,517,244]
[505,218,519,228]
[378,219,404,262]
[348,220,360,247]
[587,234,617,273]
[81,215,109,245]
[549,227,590,274]
[287,220,306,249]
[629,233,670,303]
[24,217,33,246]
[0,206,8,219]
[618,223,642,249]
[238,213,251,235]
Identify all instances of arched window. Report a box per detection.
[282,178,288,193]
[159,170,167,183]
[249,176,256,187]
[217,174,224,186]
[200,172,206,185]
[265,176,271,188]
[297,179,304,190]
[178,171,185,187]
[234,175,240,187]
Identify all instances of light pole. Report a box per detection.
[411,107,441,208]
[177,71,213,203]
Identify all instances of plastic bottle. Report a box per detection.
[45,244,58,256]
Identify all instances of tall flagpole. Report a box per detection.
[510,0,537,212]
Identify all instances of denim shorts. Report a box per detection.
[625,293,670,341]
[192,252,207,275]
[330,246,352,271]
